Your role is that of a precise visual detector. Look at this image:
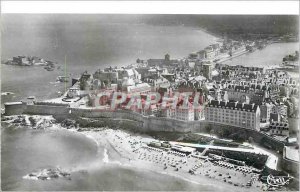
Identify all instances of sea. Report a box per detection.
[1,14,218,191]
[1,14,299,191]
[222,42,299,79]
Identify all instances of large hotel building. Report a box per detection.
[205,100,261,130]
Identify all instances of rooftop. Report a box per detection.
[4,101,23,105]
[208,100,258,112]
[284,146,299,162]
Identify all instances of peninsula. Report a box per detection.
[3,35,299,191]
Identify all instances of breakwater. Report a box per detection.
[218,50,249,63]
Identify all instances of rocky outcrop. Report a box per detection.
[61,119,77,129]
[23,167,71,181]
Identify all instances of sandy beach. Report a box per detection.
[2,115,269,191]
[77,127,267,191]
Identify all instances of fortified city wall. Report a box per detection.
[3,102,27,115]
[25,104,69,115]
[4,102,284,152]
[68,108,208,133]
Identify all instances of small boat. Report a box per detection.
[44,66,54,71]
[1,92,14,96]
[57,91,63,96]
[56,76,69,82]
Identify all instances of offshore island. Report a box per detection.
[2,55,58,71]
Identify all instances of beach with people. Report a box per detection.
[78,127,268,191]
[2,114,271,191]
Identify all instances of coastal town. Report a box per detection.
[2,35,299,191]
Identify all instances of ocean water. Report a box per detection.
[1,14,299,191]
[223,42,299,78]
[1,14,216,103]
[1,126,99,190]
[1,14,217,191]
[223,42,299,68]
[1,125,214,191]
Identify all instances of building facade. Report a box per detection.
[272,104,288,117]
[260,102,273,122]
[269,121,289,137]
[205,100,260,130]
[202,63,212,80]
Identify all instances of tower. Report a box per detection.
[202,63,212,80]
[164,54,170,62]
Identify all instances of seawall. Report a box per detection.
[3,102,27,115]
[25,104,69,115]
[3,103,285,152]
[68,108,209,133]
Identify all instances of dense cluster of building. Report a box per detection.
[65,39,298,141]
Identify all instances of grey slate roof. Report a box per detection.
[208,100,258,112]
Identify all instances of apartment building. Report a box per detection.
[205,100,260,130]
